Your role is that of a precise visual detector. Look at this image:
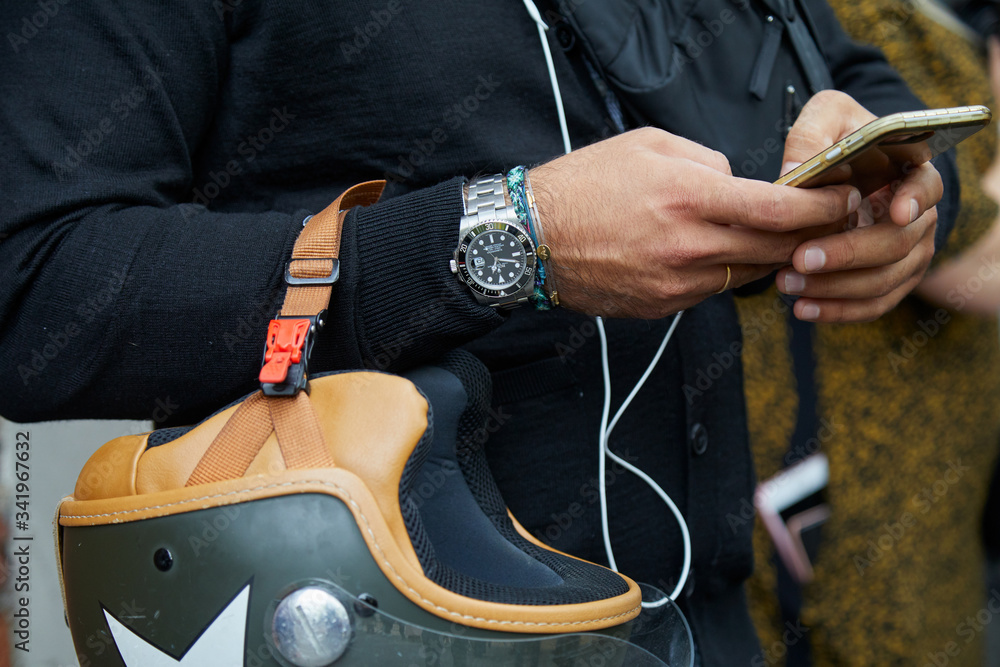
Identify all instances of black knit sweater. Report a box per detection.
[0,1,954,664]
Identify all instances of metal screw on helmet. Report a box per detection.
[271,586,352,667]
[153,548,173,572]
[353,593,377,618]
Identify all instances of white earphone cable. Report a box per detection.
[523,0,691,605]
[522,1,573,155]
[597,314,691,602]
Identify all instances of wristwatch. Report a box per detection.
[450,175,537,309]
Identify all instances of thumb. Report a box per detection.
[780,160,802,177]
[781,90,877,172]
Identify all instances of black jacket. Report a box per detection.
[0,1,954,664]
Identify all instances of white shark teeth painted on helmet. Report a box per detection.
[104,585,250,667]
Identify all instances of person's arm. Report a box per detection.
[917,212,1000,312]
[0,1,500,423]
[0,0,939,424]
[918,36,1000,314]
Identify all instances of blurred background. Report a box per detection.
[0,419,149,667]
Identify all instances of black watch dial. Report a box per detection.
[457,221,535,299]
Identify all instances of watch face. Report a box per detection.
[457,221,535,299]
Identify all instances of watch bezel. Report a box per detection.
[455,220,536,300]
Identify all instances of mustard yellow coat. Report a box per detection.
[741,2,1000,664]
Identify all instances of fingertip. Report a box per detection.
[892,193,919,227]
[848,188,861,214]
[890,195,921,226]
[796,301,821,321]
[802,246,827,273]
[781,270,806,294]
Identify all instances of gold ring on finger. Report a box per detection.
[714,264,732,294]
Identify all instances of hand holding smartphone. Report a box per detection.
[775,105,991,193]
[772,105,989,310]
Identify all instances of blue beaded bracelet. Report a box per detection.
[507,166,557,310]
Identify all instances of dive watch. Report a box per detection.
[450,174,537,309]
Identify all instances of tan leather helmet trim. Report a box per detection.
[59,465,641,633]
[59,179,642,635]
[72,433,147,501]
[132,373,429,572]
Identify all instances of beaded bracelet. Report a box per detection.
[524,169,559,308]
[507,166,559,310]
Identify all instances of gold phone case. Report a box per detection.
[775,105,992,189]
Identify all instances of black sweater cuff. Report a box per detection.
[315,177,504,373]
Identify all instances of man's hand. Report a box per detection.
[529,126,861,319]
[775,90,942,322]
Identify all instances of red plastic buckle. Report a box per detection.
[259,318,312,385]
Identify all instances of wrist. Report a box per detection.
[526,164,568,280]
[520,168,559,308]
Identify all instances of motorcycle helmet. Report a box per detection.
[55,182,693,666]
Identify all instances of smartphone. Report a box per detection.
[775,105,992,192]
[755,453,830,583]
